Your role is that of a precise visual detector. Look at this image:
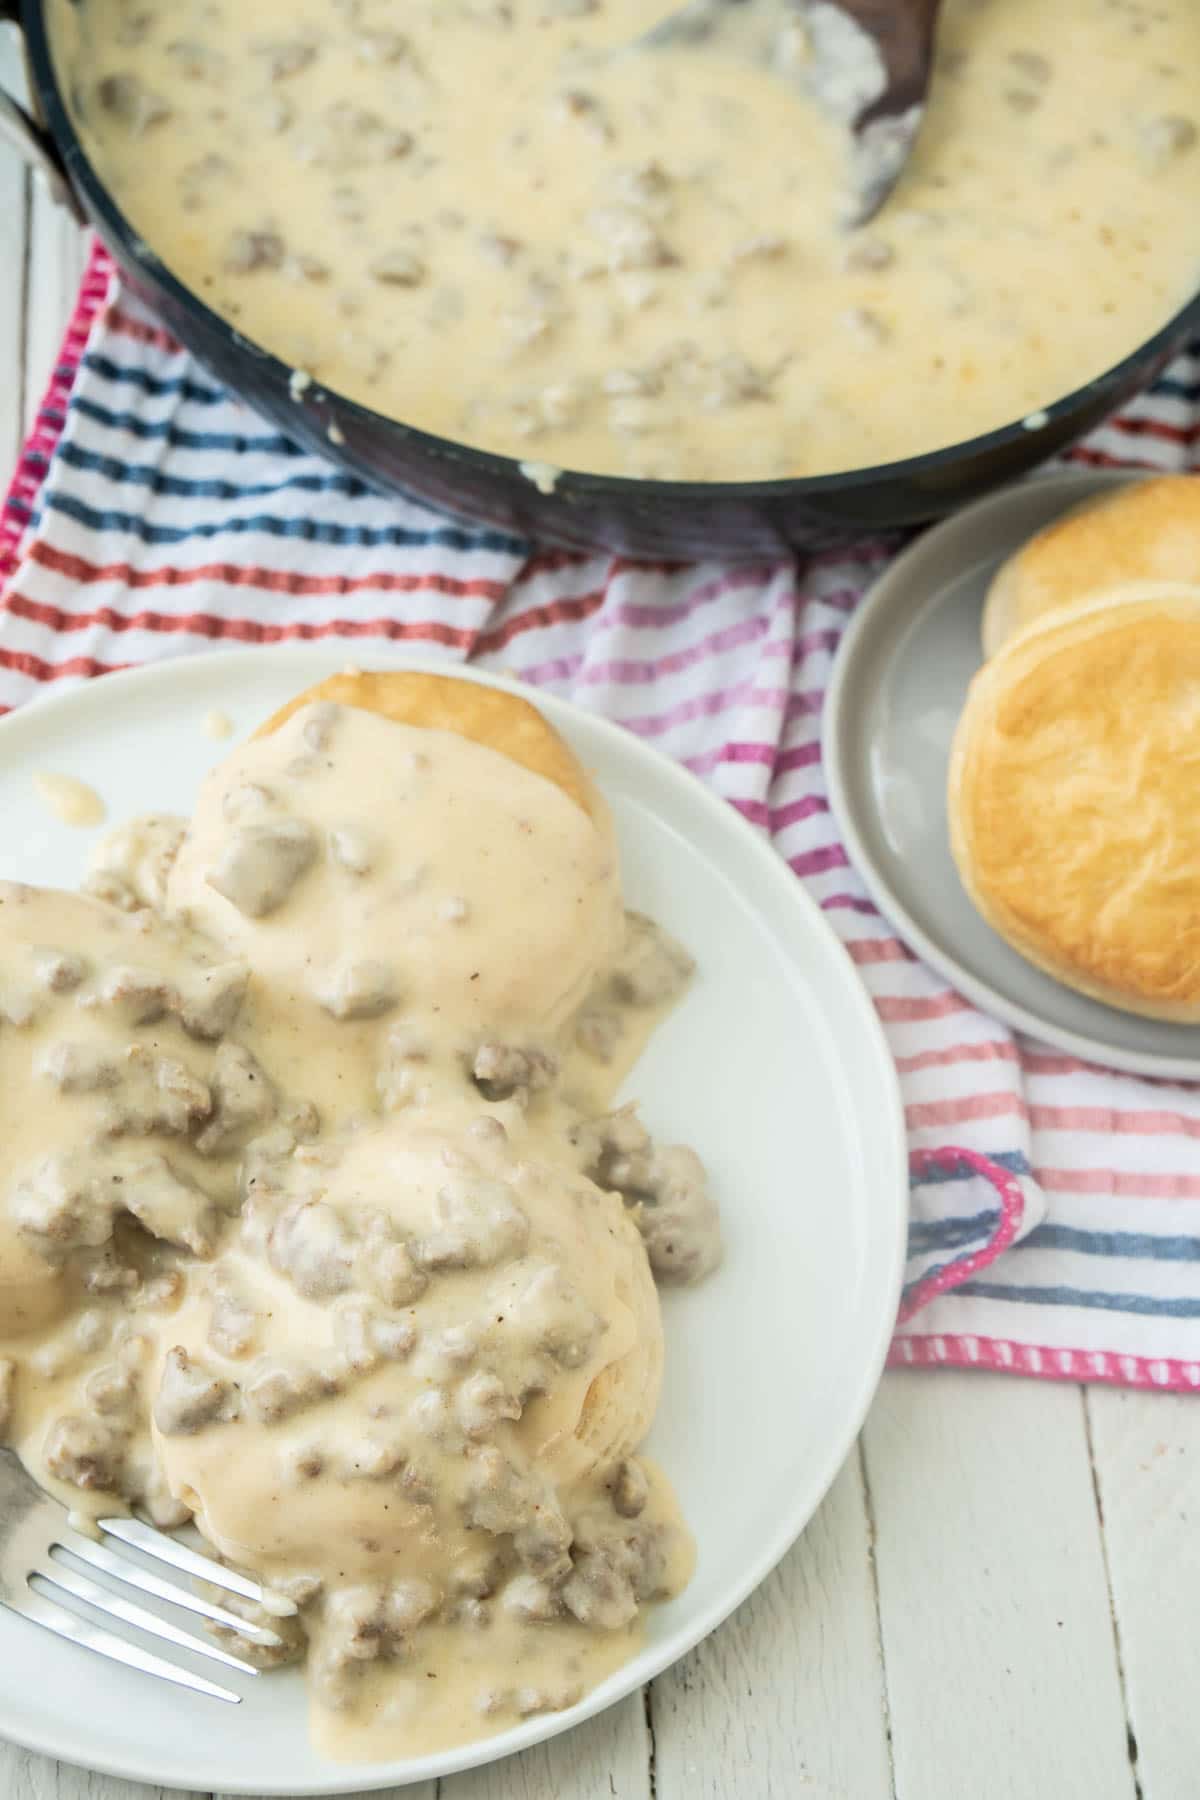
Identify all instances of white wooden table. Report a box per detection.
[2,33,1199,1800]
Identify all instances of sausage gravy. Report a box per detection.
[53,0,1200,480]
[0,694,721,1760]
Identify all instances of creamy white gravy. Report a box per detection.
[52,0,1200,479]
[0,696,720,1759]
[33,771,106,828]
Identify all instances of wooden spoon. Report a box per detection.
[635,0,944,226]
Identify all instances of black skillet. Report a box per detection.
[2,0,1198,559]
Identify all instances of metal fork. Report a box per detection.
[0,1447,296,1704]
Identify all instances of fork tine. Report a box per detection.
[97,1515,298,1616]
[13,1587,241,1703]
[56,1528,284,1647]
[36,1560,262,1676]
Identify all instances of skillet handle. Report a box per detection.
[0,7,84,218]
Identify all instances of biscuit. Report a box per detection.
[982,475,1200,658]
[950,582,1200,1020]
[257,669,593,817]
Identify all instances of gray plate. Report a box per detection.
[823,468,1200,1080]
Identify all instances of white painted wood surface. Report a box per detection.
[1,25,29,476]
[650,1454,894,1800]
[23,184,90,434]
[1086,1387,1200,1800]
[1,41,1198,1796]
[863,1375,1136,1800]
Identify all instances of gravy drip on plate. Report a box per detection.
[53,0,1200,480]
[0,702,721,1759]
[33,772,107,829]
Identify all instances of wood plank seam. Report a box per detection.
[16,165,29,453]
[1082,1393,1145,1800]
[855,1439,899,1800]
[643,1683,657,1798]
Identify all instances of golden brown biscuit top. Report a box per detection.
[983,475,1200,658]
[952,587,1200,1013]
[256,669,593,817]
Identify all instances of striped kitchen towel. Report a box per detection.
[5,241,1200,1393]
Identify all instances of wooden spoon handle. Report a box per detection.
[830,0,943,115]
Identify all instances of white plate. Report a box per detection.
[823,468,1200,1079]
[0,647,906,1795]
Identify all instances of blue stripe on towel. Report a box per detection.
[44,490,525,555]
[82,354,226,406]
[1151,374,1200,403]
[912,1150,1032,1189]
[910,1216,1200,1263]
[954,1281,1200,1319]
[1017,1224,1200,1263]
[72,397,304,455]
[56,441,370,500]
[908,1210,998,1252]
